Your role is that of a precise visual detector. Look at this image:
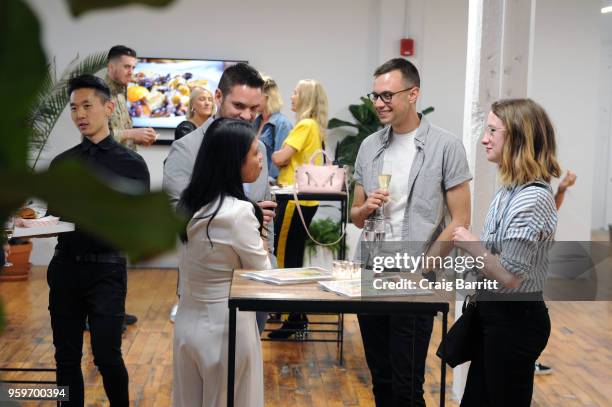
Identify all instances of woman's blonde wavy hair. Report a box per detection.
[261,75,283,115]
[491,98,561,186]
[187,86,215,120]
[294,79,328,141]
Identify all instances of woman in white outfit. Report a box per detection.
[173,118,270,407]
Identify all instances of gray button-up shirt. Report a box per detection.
[353,115,472,257]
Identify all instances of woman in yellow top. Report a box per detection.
[269,79,328,338]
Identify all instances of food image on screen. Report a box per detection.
[128,58,240,129]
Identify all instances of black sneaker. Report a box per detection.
[267,313,308,339]
[124,314,138,325]
[534,362,553,375]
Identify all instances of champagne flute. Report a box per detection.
[375,159,393,219]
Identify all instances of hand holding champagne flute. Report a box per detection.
[375,159,393,218]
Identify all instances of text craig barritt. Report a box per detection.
[372,277,499,291]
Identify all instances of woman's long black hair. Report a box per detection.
[178,118,264,243]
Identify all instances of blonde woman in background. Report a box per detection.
[254,76,293,182]
[270,79,328,338]
[174,86,215,141]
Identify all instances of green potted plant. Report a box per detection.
[304,218,346,259]
[303,217,348,269]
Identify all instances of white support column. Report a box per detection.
[456,0,534,401]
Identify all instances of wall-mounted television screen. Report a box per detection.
[127,58,244,131]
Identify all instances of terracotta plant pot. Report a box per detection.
[1,241,32,282]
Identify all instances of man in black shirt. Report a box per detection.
[48,75,150,407]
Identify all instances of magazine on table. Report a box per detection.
[318,275,434,298]
[241,267,332,285]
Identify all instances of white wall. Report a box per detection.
[25,0,473,265]
[28,0,381,176]
[420,0,469,136]
[529,0,601,241]
[592,11,612,230]
[23,0,606,265]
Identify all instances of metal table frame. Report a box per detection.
[227,294,448,407]
[268,192,349,362]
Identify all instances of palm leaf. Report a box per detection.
[27,51,109,169]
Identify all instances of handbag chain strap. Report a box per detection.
[291,169,350,247]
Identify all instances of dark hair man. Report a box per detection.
[106,45,156,149]
[163,63,275,331]
[47,74,150,407]
[351,58,472,406]
[163,62,270,211]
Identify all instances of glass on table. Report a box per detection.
[332,260,348,280]
[332,260,363,280]
[350,261,363,280]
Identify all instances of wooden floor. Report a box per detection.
[1,262,611,406]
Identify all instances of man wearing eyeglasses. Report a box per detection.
[350,58,472,406]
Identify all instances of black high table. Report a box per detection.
[266,192,348,361]
[227,270,451,407]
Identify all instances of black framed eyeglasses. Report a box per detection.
[367,87,415,103]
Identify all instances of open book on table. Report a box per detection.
[241,267,332,285]
[318,275,433,298]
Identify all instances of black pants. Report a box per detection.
[357,313,434,407]
[461,298,550,407]
[47,257,129,407]
[273,200,317,268]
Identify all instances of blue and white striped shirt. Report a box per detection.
[480,181,558,293]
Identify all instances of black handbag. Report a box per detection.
[436,294,478,368]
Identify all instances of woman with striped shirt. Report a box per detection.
[452,98,561,406]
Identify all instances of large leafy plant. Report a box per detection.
[28,52,109,169]
[329,97,382,167]
[0,0,178,334]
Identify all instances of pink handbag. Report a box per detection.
[292,149,348,246]
[294,149,346,194]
